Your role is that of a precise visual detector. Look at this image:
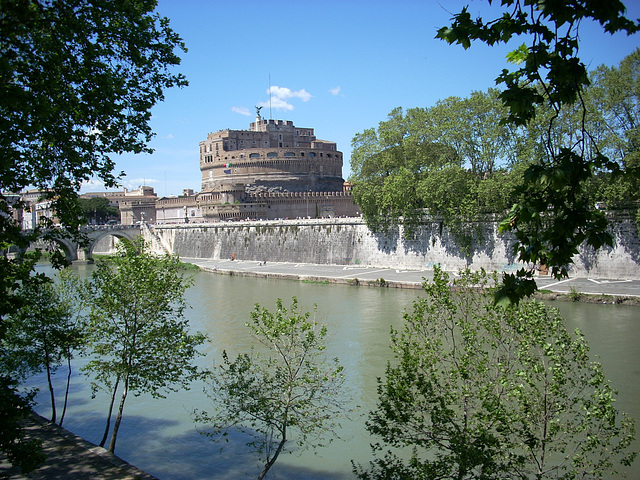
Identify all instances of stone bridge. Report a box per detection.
[48,225,141,262]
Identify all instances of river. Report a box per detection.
[26,263,640,479]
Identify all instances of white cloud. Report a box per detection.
[165,133,174,139]
[258,97,294,111]
[268,86,312,102]
[258,85,312,111]
[80,178,107,193]
[232,106,251,116]
[330,86,342,96]
[122,178,160,190]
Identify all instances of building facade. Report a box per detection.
[197,115,357,221]
[155,115,358,223]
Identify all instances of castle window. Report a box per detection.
[301,152,304,156]
[267,152,278,158]
[250,153,260,158]
[284,152,295,157]
[309,152,316,158]
[327,154,332,158]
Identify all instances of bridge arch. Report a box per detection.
[21,226,141,263]
[28,237,76,263]
[83,227,141,260]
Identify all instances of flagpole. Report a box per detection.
[269,73,272,120]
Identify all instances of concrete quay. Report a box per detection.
[182,257,640,300]
[0,414,158,480]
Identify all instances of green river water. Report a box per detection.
[26,263,640,479]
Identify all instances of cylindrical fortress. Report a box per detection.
[200,118,344,193]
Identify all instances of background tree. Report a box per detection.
[78,197,120,225]
[350,100,520,252]
[52,268,88,426]
[426,89,516,177]
[0,0,186,469]
[195,298,348,480]
[356,267,636,480]
[1,275,83,426]
[585,48,640,217]
[84,237,206,453]
[437,1,640,302]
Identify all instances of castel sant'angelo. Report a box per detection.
[143,109,358,224]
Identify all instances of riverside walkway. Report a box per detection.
[0,414,158,480]
[183,257,640,299]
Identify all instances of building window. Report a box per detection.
[250,153,260,158]
[284,152,295,157]
[267,152,278,157]
[309,152,316,157]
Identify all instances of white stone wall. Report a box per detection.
[144,217,640,279]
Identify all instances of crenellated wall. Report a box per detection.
[144,216,640,279]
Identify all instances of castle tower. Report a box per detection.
[193,119,356,221]
[199,119,344,194]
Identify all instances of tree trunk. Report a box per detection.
[59,355,72,426]
[45,360,56,424]
[257,428,286,480]
[108,375,129,453]
[99,375,120,447]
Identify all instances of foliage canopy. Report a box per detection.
[196,298,348,480]
[437,1,640,302]
[356,267,636,480]
[0,0,187,469]
[84,237,206,453]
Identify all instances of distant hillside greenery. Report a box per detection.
[350,49,639,253]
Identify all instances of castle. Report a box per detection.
[124,113,358,225]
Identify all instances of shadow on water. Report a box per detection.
[47,408,354,480]
[29,363,356,480]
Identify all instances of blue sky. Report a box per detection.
[83,0,640,196]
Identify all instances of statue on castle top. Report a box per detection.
[255,105,263,119]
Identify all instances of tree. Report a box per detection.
[52,268,89,426]
[350,100,519,251]
[436,1,640,303]
[1,0,187,469]
[1,274,84,426]
[426,89,517,177]
[356,266,636,480]
[195,298,348,480]
[78,197,120,225]
[83,237,206,453]
[585,49,640,215]
[350,107,462,236]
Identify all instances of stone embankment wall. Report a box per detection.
[144,216,640,279]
